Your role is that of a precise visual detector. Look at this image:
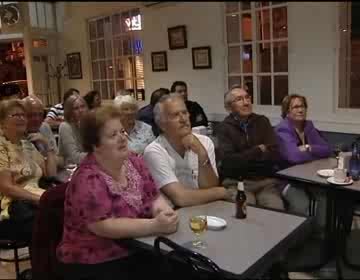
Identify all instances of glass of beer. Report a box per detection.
[189,215,207,249]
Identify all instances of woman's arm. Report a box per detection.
[87,211,178,239]
[151,194,174,217]
[59,122,87,165]
[0,170,41,205]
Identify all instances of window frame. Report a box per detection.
[224,1,288,107]
[87,9,144,100]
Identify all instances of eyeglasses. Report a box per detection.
[290,105,306,110]
[231,95,252,104]
[8,113,26,120]
[106,129,131,141]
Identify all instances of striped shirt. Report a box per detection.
[46,103,64,120]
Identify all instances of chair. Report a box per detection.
[0,239,30,280]
[154,236,225,280]
[31,182,68,280]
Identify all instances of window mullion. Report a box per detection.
[251,2,258,104]
[269,7,275,105]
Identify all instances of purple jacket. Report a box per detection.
[275,117,332,165]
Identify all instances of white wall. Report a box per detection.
[142,2,227,116]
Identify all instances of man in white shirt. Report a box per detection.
[144,93,233,207]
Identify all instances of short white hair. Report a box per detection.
[113,94,138,109]
[153,93,184,132]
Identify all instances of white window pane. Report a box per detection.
[274,75,288,105]
[36,2,46,28]
[257,76,271,105]
[242,45,253,73]
[257,43,271,73]
[273,41,288,72]
[272,7,288,39]
[256,9,270,41]
[29,2,38,27]
[228,76,242,89]
[228,46,241,73]
[226,15,240,43]
[45,3,54,29]
[241,13,252,42]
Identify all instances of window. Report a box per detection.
[339,2,360,108]
[225,2,288,105]
[28,2,55,29]
[88,9,144,100]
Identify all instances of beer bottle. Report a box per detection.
[235,178,247,219]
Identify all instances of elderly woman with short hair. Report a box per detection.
[114,95,155,154]
[57,105,178,280]
[58,94,88,165]
[0,99,57,242]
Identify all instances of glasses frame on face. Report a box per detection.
[290,104,306,111]
[8,113,26,120]
[105,128,131,141]
[231,94,252,105]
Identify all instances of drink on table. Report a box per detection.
[235,178,247,219]
[189,216,207,248]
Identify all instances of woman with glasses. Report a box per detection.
[57,105,178,280]
[58,94,88,165]
[0,99,57,242]
[275,94,331,220]
[275,94,331,166]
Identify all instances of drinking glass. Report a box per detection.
[189,215,207,249]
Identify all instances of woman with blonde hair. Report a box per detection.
[0,99,57,241]
[58,93,88,165]
[114,95,155,154]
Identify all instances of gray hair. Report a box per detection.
[113,94,138,109]
[224,84,248,109]
[153,93,184,132]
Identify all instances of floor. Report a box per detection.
[1,220,360,279]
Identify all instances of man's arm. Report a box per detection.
[143,143,228,207]
[259,116,280,161]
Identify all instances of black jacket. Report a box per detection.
[186,100,208,127]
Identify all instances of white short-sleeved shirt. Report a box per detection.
[143,133,218,190]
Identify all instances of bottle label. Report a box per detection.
[242,201,247,216]
[237,182,244,191]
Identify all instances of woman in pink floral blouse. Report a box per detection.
[56,105,178,280]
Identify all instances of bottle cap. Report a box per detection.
[237,181,244,191]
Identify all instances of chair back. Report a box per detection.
[154,236,224,280]
[31,182,68,280]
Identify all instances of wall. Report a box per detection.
[57,2,140,96]
[142,2,227,116]
[56,2,360,134]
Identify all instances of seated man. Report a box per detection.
[144,93,232,207]
[216,85,285,211]
[138,87,170,136]
[23,96,64,168]
[45,88,79,130]
[170,81,208,128]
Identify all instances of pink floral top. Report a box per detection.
[56,153,159,264]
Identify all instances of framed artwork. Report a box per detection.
[151,51,168,72]
[192,46,212,69]
[168,25,187,50]
[66,52,82,79]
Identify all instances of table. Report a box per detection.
[276,157,360,277]
[129,201,313,279]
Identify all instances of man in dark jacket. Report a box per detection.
[216,85,285,211]
[170,81,208,128]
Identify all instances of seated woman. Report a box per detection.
[114,95,155,154]
[56,105,178,280]
[275,94,332,165]
[275,94,331,222]
[83,90,102,110]
[0,100,57,242]
[58,94,88,165]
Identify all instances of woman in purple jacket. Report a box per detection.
[275,94,331,227]
[275,94,331,166]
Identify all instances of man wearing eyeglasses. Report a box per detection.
[216,85,285,211]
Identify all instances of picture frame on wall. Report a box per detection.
[192,46,212,69]
[151,51,168,72]
[66,52,82,79]
[168,25,187,50]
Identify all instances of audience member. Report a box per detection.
[114,95,155,154]
[57,105,178,280]
[83,90,101,110]
[137,87,170,136]
[275,94,331,219]
[216,85,285,211]
[58,94,88,165]
[0,100,57,242]
[114,89,132,99]
[170,81,208,128]
[0,83,22,101]
[144,93,233,208]
[45,88,79,129]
